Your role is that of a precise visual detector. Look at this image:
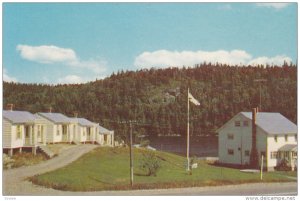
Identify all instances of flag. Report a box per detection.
[188,92,200,106]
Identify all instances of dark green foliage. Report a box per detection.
[3,63,297,140]
[139,151,162,176]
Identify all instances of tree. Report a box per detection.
[139,151,161,176]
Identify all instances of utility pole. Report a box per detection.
[254,79,267,111]
[129,121,133,187]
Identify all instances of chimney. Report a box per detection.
[7,104,14,111]
[48,107,52,113]
[74,112,78,118]
[250,107,259,168]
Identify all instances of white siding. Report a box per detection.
[3,119,12,148]
[11,125,25,148]
[218,113,253,165]
[267,133,297,168]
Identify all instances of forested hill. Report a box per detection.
[3,63,297,139]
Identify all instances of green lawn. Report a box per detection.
[29,147,297,191]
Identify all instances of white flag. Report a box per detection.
[188,92,200,106]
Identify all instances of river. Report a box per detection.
[150,136,218,157]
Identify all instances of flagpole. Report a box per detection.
[187,88,190,172]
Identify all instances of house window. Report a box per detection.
[243,121,249,127]
[227,133,234,140]
[271,152,278,159]
[57,126,60,136]
[228,149,234,155]
[245,150,250,156]
[235,121,240,127]
[37,125,41,137]
[62,125,67,135]
[292,152,297,158]
[41,126,44,135]
[274,135,278,142]
[285,135,288,142]
[16,125,22,139]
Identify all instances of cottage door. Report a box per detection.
[25,126,30,145]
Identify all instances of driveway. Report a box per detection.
[3,144,98,195]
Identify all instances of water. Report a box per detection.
[150,136,218,157]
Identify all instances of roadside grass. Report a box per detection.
[29,147,296,191]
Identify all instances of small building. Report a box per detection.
[36,112,74,144]
[3,110,44,156]
[96,125,114,146]
[217,108,297,171]
[72,117,98,144]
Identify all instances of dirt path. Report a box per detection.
[3,144,98,195]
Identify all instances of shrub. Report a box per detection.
[139,151,161,176]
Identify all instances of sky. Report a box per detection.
[3,2,297,84]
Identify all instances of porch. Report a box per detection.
[278,144,297,171]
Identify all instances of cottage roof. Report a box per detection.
[279,144,297,152]
[72,118,95,127]
[38,112,71,124]
[241,112,297,135]
[98,125,113,134]
[3,110,36,124]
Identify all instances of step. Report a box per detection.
[38,145,55,158]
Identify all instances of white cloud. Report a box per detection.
[16,44,107,73]
[256,3,291,10]
[248,55,292,66]
[57,75,85,84]
[3,69,18,82]
[134,49,292,68]
[16,45,77,64]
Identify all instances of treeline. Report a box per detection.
[3,63,297,140]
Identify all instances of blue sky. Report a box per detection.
[3,3,297,84]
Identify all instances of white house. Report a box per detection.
[71,117,98,144]
[96,125,114,146]
[3,110,46,156]
[217,108,297,171]
[36,112,74,144]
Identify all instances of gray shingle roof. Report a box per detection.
[38,112,71,124]
[98,125,113,134]
[72,118,95,127]
[241,112,297,135]
[279,144,297,152]
[3,110,36,124]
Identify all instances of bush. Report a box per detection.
[139,151,161,176]
[275,159,291,171]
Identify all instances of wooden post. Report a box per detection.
[187,88,190,172]
[260,155,264,180]
[129,121,134,187]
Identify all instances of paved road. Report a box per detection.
[2,145,297,196]
[3,144,98,195]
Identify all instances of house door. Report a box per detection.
[25,126,30,145]
[62,125,68,142]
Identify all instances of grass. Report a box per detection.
[29,147,297,191]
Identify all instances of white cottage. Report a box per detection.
[3,110,46,156]
[36,112,74,143]
[217,108,297,171]
[71,117,98,144]
[96,125,114,146]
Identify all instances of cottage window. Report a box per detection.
[41,126,44,135]
[57,126,60,136]
[243,121,249,127]
[62,125,67,135]
[274,135,278,142]
[227,133,234,140]
[235,121,240,127]
[271,152,278,159]
[16,125,22,139]
[228,149,234,155]
[292,152,297,158]
[37,125,41,137]
[284,135,288,142]
[244,150,250,156]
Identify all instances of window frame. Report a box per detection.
[227,149,234,155]
[234,121,241,127]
